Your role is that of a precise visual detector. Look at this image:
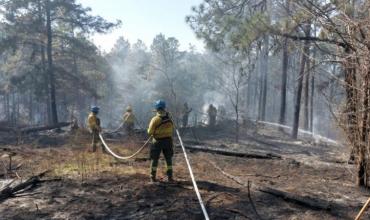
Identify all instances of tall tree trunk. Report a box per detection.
[11,92,16,126]
[279,37,289,125]
[260,35,269,121]
[253,75,258,118]
[72,49,79,122]
[42,45,52,125]
[245,75,252,118]
[304,52,311,131]
[345,51,358,157]
[292,25,311,139]
[279,0,290,126]
[310,47,316,133]
[359,70,369,187]
[345,1,364,187]
[16,93,20,125]
[235,88,239,142]
[258,72,263,120]
[46,0,58,125]
[309,25,317,133]
[257,42,263,120]
[38,0,51,125]
[29,76,34,124]
[5,93,10,122]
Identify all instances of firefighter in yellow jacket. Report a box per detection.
[147,100,174,183]
[123,106,135,136]
[87,106,106,153]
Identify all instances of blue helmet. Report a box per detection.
[154,100,166,110]
[91,106,100,113]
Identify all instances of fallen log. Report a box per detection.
[181,144,282,160]
[208,157,363,218]
[160,180,240,193]
[0,122,72,134]
[0,170,49,202]
[257,186,331,210]
[21,122,72,134]
[0,126,16,133]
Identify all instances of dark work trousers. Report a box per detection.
[91,130,106,153]
[150,137,174,179]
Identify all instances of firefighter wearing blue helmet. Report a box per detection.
[147,100,174,183]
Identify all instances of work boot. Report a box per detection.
[101,145,107,154]
[150,176,157,184]
[167,176,174,183]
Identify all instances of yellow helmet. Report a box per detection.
[126,106,133,112]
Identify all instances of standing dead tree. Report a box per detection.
[211,50,252,142]
[329,1,370,187]
[150,34,183,124]
[286,0,370,187]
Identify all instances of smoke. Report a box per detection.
[95,34,341,143]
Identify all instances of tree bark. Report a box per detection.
[5,93,10,122]
[183,144,282,159]
[292,25,311,139]
[252,72,258,118]
[304,51,311,131]
[235,90,239,142]
[343,46,361,185]
[11,93,16,126]
[258,186,331,210]
[29,75,35,124]
[245,75,252,118]
[16,94,20,125]
[42,45,52,125]
[310,48,316,133]
[38,0,52,125]
[358,69,369,187]
[279,37,289,125]
[46,0,58,125]
[260,35,269,121]
[279,0,290,126]
[21,122,72,134]
[256,42,263,120]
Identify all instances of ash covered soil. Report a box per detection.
[0,121,369,220]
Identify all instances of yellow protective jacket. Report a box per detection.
[147,110,174,139]
[123,111,135,124]
[87,113,101,131]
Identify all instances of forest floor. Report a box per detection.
[0,121,369,220]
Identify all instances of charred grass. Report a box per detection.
[0,126,369,219]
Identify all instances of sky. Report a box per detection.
[77,0,205,52]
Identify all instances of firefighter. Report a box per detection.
[87,106,106,153]
[207,104,217,128]
[123,106,135,136]
[147,100,174,183]
[182,102,192,128]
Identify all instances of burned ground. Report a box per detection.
[0,122,369,220]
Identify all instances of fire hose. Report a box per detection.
[98,127,210,219]
[99,133,152,160]
[176,129,210,220]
